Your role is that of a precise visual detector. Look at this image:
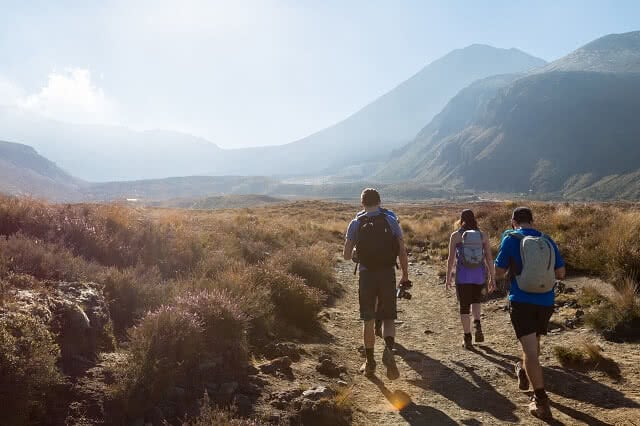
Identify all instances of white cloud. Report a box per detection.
[16,68,117,125]
[0,75,24,106]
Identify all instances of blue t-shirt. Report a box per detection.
[494,228,564,306]
[346,208,403,271]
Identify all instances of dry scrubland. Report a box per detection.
[0,196,639,424]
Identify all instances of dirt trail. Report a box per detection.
[311,260,640,425]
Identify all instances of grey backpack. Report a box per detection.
[460,229,484,268]
[509,232,556,293]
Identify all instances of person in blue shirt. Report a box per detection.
[495,207,566,421]
[343,188,410,380]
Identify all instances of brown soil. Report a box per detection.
[255,260,640,425]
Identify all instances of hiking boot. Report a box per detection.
[529,396,552,420]
[474,324,484,343]
[382,347,400,380]
[463,334,473,349]
[515,361,529,390]
[360,360,376,376]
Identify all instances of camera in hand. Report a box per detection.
[397,280,413,300]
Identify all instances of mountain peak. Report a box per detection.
[541,30,640,73]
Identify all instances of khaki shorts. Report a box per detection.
[358,268,396,321]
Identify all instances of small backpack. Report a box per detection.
[459,229,484,268]
[509,232,556,293]
[355,213,399,269]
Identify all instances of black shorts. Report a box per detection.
[509,301,554,339]
[359,268,396,321]
[456,284,484,314]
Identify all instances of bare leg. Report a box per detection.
[520,333,544,390]
[363,320,375,349]
[382,319,396,338]
[460,313,472,333]
[471,303,482,321]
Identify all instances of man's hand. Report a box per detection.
[487,276,496,293]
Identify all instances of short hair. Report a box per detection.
[512,206,533,224]
[360,188,381,207]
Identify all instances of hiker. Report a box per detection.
[494,207,565,421]
[343,188,410,379]
[445,209,496,348]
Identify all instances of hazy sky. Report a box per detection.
[0,0,638,148]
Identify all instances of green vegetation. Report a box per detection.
[0,312,63,425]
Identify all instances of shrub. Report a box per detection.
[0,234,98,281]
[271,245,339,295]
[553,342,620,378]
[189,267,273,346]
[253,268,324,329]
[99,266,169,336]
[121,305,205,415]
[0,312,64,425]
[121,290,250,416]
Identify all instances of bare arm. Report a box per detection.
[343,239,355,261]
[482,232,496,292]
[446,232,457,289]
[495,267,507,280]
[398,237,409,282]
[555,266,566,280]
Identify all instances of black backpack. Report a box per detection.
[355,213,399,269]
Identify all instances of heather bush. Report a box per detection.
[0,312,64,425]
[121,290,249,416]
[99,266,169,335]
[121,305,205,415]
[0,234,99,281]
[254,268,324,328]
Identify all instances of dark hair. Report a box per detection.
[360,188,381,207]
[512,207,533,224]
[460,209,478,230]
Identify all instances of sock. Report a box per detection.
[365,348,374,363]
[474,319,481,328]
[534,388,548,400]
[464,332,472,340]
[384,336,395,350]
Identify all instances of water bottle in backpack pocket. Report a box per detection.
[509,232,556,293]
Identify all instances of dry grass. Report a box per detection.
[584,278,640,341]
[554,341,621,379]
[3,196,640,423]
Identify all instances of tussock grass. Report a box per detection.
[585,278,640,341]
[554,341,620,378]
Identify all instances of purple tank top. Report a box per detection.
[455,229,486,285]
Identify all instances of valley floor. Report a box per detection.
[259,259,640,425]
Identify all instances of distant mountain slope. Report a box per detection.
[246,45,546,175]
[0,109,225,181]
[379,31,640,196]
[538,30,640,73]
[0,45,545,181]
[0,140,84,200]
